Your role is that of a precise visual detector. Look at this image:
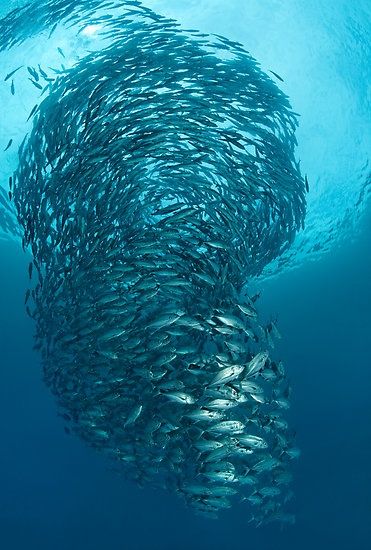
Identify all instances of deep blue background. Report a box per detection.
[0,205,370,550]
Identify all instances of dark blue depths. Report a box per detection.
[0,207,370,550]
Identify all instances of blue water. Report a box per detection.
[0,1,370,549]
[1,200,370,550]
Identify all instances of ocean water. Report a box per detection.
[0,2,370,550]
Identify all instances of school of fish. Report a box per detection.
[0,0,305,525]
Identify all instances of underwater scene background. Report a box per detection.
[0,1,370,549]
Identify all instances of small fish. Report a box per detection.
[206,399,238,410]
[27,104,38,122]
[204,446,230,462]
[10,80,15,95]
[48,22,58,39]
[274,471,293,485]
[165,392,195,405]
[209,486,237,497]
[203,470,235,483]
[29,78,43,90]
[124,404,143,426]
[4,65,23,81]
[247,493,263,506]
[214,314,245,331]
[98,327,126,342]
[37,65,48,79]
[238,380,264,394]
[24,289,31,304]
[158,380,185,391]
[208,420,245,434]
[27,66,39,81]
[269,70,284,82]
[236,434,268,449]
[237,303,257,318]
[239,473,259,485]
[4,139,13,152]
[244,351,269,378]
[209,365,244,387]
[252,456,281,473]
[251,292,261,303]
[187,409,222,422]
[57,47,66,58]
[260,486,281,497]
[153,202,186,215]
[268,319,282,339]
[273,397,290,409]
[194,440,223,452]
[284,446,301,459]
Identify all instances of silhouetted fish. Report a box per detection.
[1,0,305,527]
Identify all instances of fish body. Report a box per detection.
[209,365,245,387]
[244,352,269,378]
[208,420,245,434]
[166,392,195,405]
[4,139,13,151]
[4,65,23,81]
[124,405,143,426]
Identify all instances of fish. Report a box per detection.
[24,289,31,304]
[269,70,284,82]
[208,421,245,434]
[27,66,39,80]
[209,365,245,387]
[38,65,49,79]
[214,314,246,331]
[244,352,269,378]
[4,139,13,152]
[237,303,257,318]
[187,409,222,422]
[4,65,23,81]
[253,456,281,473]
[209,486,237,497]
[165,392,195,405]
[3,0,304,524]
[194,440,224,452]
[203,446,230,462]
[26,104,38,122]
[98,327,126,342]
[238,380,264,394]
[206,399,238,411]
[236,434,268,449]
[124,404,143,426]
[29,78,43,90]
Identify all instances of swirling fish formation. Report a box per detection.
[3,0,305,525]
